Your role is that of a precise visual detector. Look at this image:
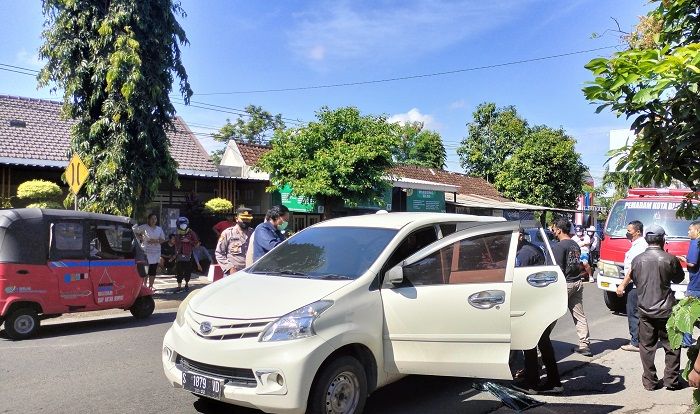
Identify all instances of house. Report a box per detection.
[0,94,259,246]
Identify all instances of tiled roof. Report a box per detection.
[0,95,216,174]
[388,165,509,200]
[236,141,271,166]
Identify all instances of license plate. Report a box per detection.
[182,372,223,399]
[600,282,609,288]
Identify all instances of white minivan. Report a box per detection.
[162,213,566,414]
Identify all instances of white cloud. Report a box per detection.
[449,99,466,109]
[288,0,538,66]
[388,108,436,130]
[15,49,42,68]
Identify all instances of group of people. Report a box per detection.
[131,204,292,292]
[513,218,700,395]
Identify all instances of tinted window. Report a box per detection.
[51,222,86,260]
[384,226,438,271]
[403,245,453,286]
[90,223,135,259]
[250,227,397,280]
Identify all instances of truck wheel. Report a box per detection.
[604,291,626,313]
[130,296,155,319]
[308,356,367,414]
[4,308,40,340]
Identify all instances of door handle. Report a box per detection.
[16,269,29,275]
[527,271,558,287]
[468,290,505,309]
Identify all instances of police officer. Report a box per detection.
[215,207,254,276]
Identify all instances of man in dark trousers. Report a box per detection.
[623,224,685,390]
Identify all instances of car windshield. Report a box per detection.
[248,226,398,280]
[605,200,693,238]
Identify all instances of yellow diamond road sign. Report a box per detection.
[66,155,88,194]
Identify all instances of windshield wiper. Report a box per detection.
[263,270,311,278]
[317,274,354,280]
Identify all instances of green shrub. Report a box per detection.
[27,201,64,209]
[17,180,62,201]
[204,197,233,214]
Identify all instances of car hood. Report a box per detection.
[189,271,351,319]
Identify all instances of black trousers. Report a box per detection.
[176,260,192,285]
[523,321,561,385]
[639,315,680,389]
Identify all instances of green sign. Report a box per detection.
[353,188,393,211]
[407,189,445,212]
[279,185,317,213]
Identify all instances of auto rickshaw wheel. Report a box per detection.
[5,308,40,340]
[130,296,155,319]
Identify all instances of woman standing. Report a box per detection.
[134,213,166,290]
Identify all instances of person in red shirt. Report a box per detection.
[175,216,199,292]
[212,212,236,238]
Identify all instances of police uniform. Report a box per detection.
[215,224,253,275]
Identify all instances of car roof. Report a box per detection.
[0,208,133,228]
[312,212,505,230]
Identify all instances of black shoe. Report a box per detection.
[511,379,539,395]
[665,381,686,391]
[184,285,189,292]
[644,381,661,391]
[175,287,182,292]
[536,381,564,394]
[572,346,593,357]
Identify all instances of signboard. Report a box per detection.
[65,154,88,194]
[279,185,317,213]
[406,189,445,212]
[354,189,393,211]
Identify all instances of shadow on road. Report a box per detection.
[522,403,624,413]
[0,310,175,341]
[559,362,626,395]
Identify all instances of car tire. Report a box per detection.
[308,356,368,414]
[4,308,40,340]
[604,291,626,313]
[130,296,155,319]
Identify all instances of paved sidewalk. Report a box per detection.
[151,272,211,310]
[473,345,696,413]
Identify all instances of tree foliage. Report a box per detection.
[204,197,233,214]
[457,102,528,183]
[495,127,586,208]
[392,122,446,169]
[213,105,286,145]
[583,0,700,218]
[38,0,193,215]
[258,107,399,219]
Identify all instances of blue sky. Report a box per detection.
[0,0,650,184]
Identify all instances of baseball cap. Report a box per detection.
[645,224,666,237]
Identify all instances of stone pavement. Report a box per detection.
[474,344,697,413]
[151,272,211,310]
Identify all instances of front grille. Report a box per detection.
[176,355,257,388]
[186,310,275,341]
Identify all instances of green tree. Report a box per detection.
[583,0,700,218]
[258,106,399,219]
[17,179,64,209]
[495,127,586,208]
[457,102,528,182]
[38,0,192,215]
[210,105,286,164]
[393,122,446,169]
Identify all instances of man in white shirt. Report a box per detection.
[616,220,648,352]
[572,226,592,281]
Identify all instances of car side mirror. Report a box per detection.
[385,265,404,285]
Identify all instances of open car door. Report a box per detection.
[380,222,517,380]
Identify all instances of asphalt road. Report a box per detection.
[0,282,644,414]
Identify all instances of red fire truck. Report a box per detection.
[597,188,696,312]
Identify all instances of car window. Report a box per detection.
[51,222,86,260]
[90,222,135,259]
[384,226,439,271]
[401,231,512,286]
[249,226,397,279]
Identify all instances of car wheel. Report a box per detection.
[130,296,155,319]
[603,291,626,313]
[4,308,40,340]
[308,356,367,414]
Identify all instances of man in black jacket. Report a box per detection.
[623,224,685,391]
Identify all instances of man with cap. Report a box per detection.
[215,207,254,276]
[619,224,685,391]
[212,211,237,238]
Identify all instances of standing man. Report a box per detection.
[551,218,592,357]
[587,225,601,282]
[212,212,236,238]
[678,221,700,347]
[572,226,592,282]
[616,220,648,352]
[215,207,254,276]
[252,205,290,261]
[626,225,685,390]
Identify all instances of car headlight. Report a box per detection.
[175,290,200,327]
[600,262,622,278]
[260,300,333,342]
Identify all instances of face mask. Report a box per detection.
[238,222,248,229]
[277,221,288,231]
[179,224,187,230]
[625,232,633,241]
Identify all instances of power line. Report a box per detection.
[193,45,621,95]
